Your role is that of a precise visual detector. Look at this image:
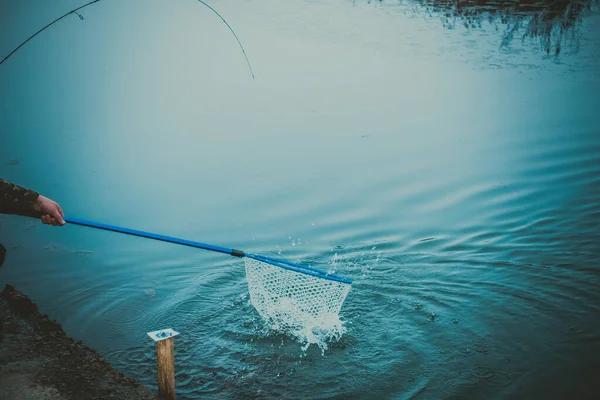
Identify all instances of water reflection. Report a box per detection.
[394,0,598,56]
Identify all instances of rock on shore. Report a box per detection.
[0,284,156,400]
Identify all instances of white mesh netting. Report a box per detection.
[244,256,351,349]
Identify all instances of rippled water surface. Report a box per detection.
[1,0,600,398]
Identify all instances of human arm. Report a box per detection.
[0,179,65,226]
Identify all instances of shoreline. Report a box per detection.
[0,284,156,400]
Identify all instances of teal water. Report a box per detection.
[1,0,600,398]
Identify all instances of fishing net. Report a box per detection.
[244,254,351,345]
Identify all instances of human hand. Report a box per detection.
[35,195,65,226]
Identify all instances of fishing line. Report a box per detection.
[196,0,255,79]
[0,0,255,79]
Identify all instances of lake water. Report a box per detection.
[1,0,600,398]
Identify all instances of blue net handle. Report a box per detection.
[64,217,352,284]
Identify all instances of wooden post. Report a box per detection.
[147,328,180,400]
[156,337,175,399]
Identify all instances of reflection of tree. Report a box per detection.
[410,0,598,56]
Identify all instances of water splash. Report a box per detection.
[262,296,348,353]
[244,257,351,352]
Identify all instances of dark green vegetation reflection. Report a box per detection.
[404,0,598,56]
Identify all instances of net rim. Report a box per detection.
[245,253,353,285]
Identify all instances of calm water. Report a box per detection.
[1,0,600,398]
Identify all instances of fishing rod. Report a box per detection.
[0,0,255,79]
[0,0,101,66]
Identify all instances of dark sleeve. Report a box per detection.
[0,178,41,218]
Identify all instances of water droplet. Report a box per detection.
[473,339,489,353]
[445,354,468,363]
[484,371,513,387]
[473,365,493,379]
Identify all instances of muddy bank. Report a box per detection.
[0,284,156,400]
